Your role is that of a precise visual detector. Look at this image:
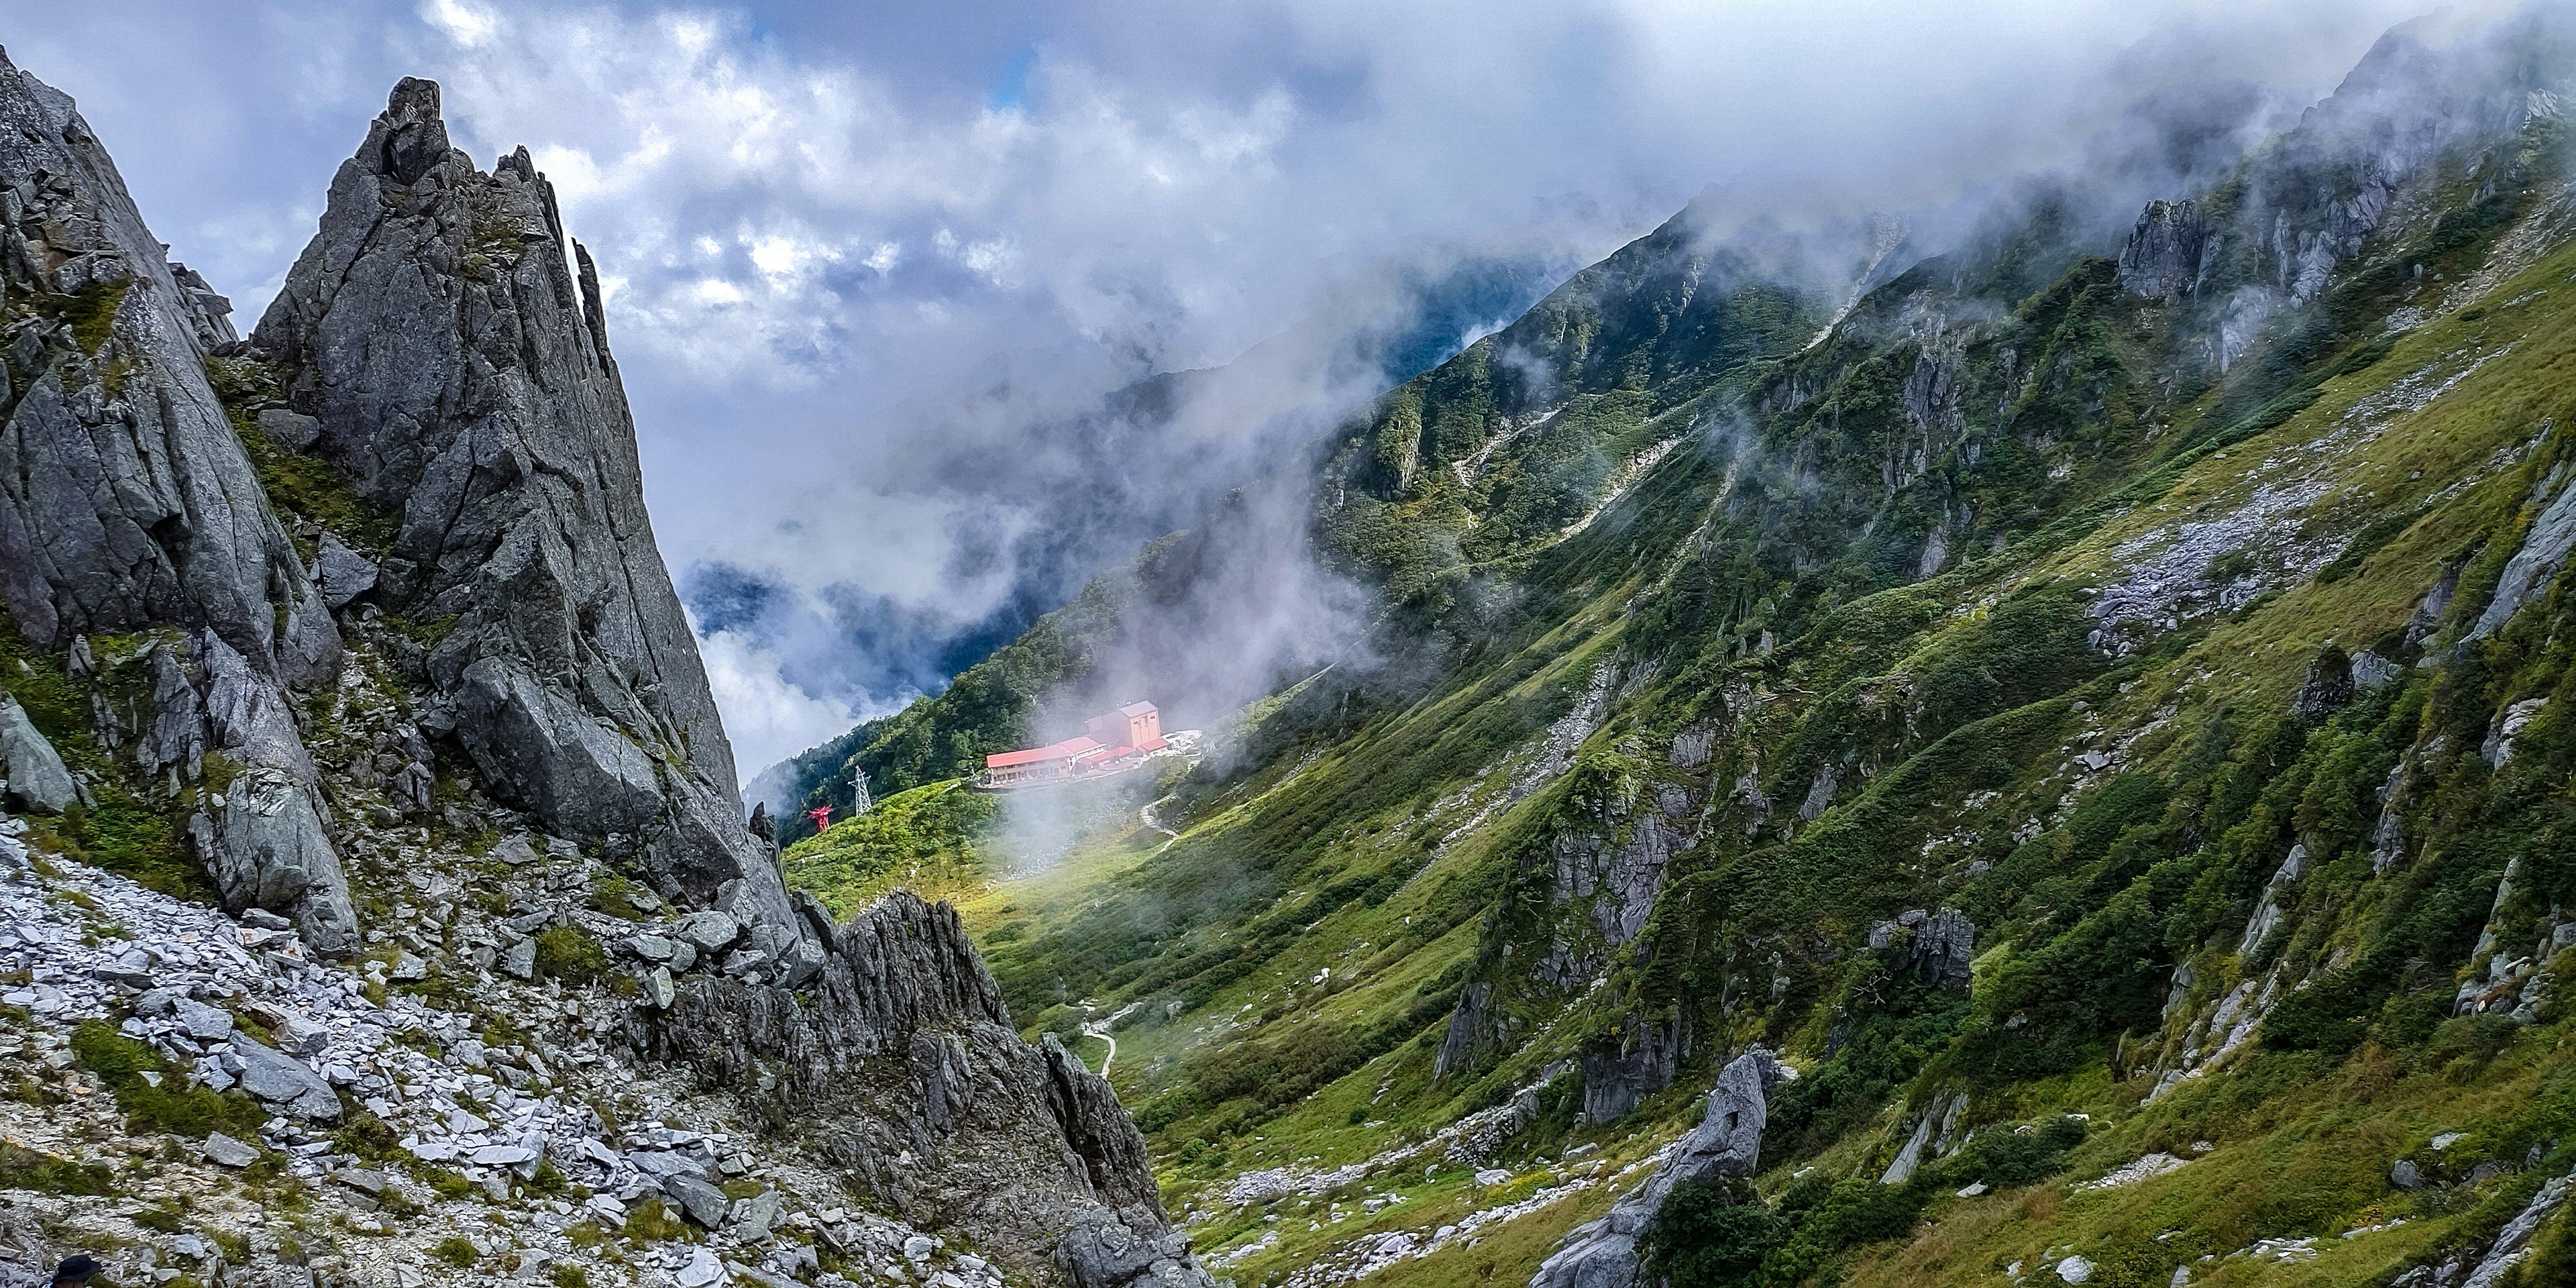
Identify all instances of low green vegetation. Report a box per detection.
[783,780,996,914]
[762,87,2576,1288]
[70,1019,266,1139]
[0,1140,115,1195]
[533,926,612,985]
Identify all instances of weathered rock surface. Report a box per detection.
[1580,1012,1689,1125]
[250,77,801,947]
[0,46,339,686]
[641,891,1216,1287]
[191,769,360,958]
[0,49,358,948]
[2114,199,2212,299]
[1529,1049,1784,1288]
[227,1031,343,1122]
[2468,470,2576,640]
[1872,906,1976,990]
[0,689,75,812]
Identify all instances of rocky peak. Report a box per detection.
[2114,199,2211,301]
[251,77,804,953]
[0,45,338,685]
[0,46,356,949]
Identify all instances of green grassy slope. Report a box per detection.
[785,28,2576,1288]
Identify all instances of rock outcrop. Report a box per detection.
[0,47,337,684]
[1871,906,1976,990]
[639,891,1215,1287]
[250,78,805,951]
[1529,1049,1785,1288]
[0,690,74,812]
[0,46,359,949]
[2114,199,2212,300]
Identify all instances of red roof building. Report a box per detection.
[984,702,1164,786]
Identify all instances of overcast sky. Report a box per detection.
[4,0,2447,773]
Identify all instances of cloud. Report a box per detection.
[694,625,888,775]
[2,0,2461,779]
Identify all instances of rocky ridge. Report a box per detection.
[0,51,1208,1288]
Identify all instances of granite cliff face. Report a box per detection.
[0,46,358,953]
[0,54,1207,1288]
[643,892,1214,1288]
[249,78,802,947]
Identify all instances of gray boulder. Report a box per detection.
[0,690,76,812]
[1057,1209,1216,1288]
[191,769,360,958]
[229,1033,340,1121]
[313,531,378,609]
[250,75,808,957]
[1529,1049,1784,1288]
[663,1174,732,1228]
[672,910,743,955]
[255,408,321,451]
[201,1132,260,1168]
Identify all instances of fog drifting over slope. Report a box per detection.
[4,0,2477,771]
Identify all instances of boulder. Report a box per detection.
[191,769,360,958]
[313,531,378,609]
[229,1033,341,1121]
[1529,1049,1784,1288]
[733,1189,784,1243]
[673,910,743,955]
[256,408,322,451]
[0,692,77,813]
[202,1132,260,1168]
[663,1174,732,1228]
[173,998,235,1042]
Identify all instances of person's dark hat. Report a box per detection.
[50,1254,103,1285]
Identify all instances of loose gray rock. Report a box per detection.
[256,408,322,451]
[313,531,377,609]
[228,1033,340,1121]
[673,910,743,955]
[1529,1049,1784,1288]
[0,692,76,813]
[202,1132,260,1168]
[500,936,538,980]
[664,1173,733,1228]
[734,1188,784,1242]
[174,997,235,1042]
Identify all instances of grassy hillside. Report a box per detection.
[786,21,2576,1288]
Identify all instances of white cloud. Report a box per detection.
[6,0,2457,771]
[421,0,497,48]
[695,628,877,775]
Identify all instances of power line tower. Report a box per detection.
[851,763,874,816]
